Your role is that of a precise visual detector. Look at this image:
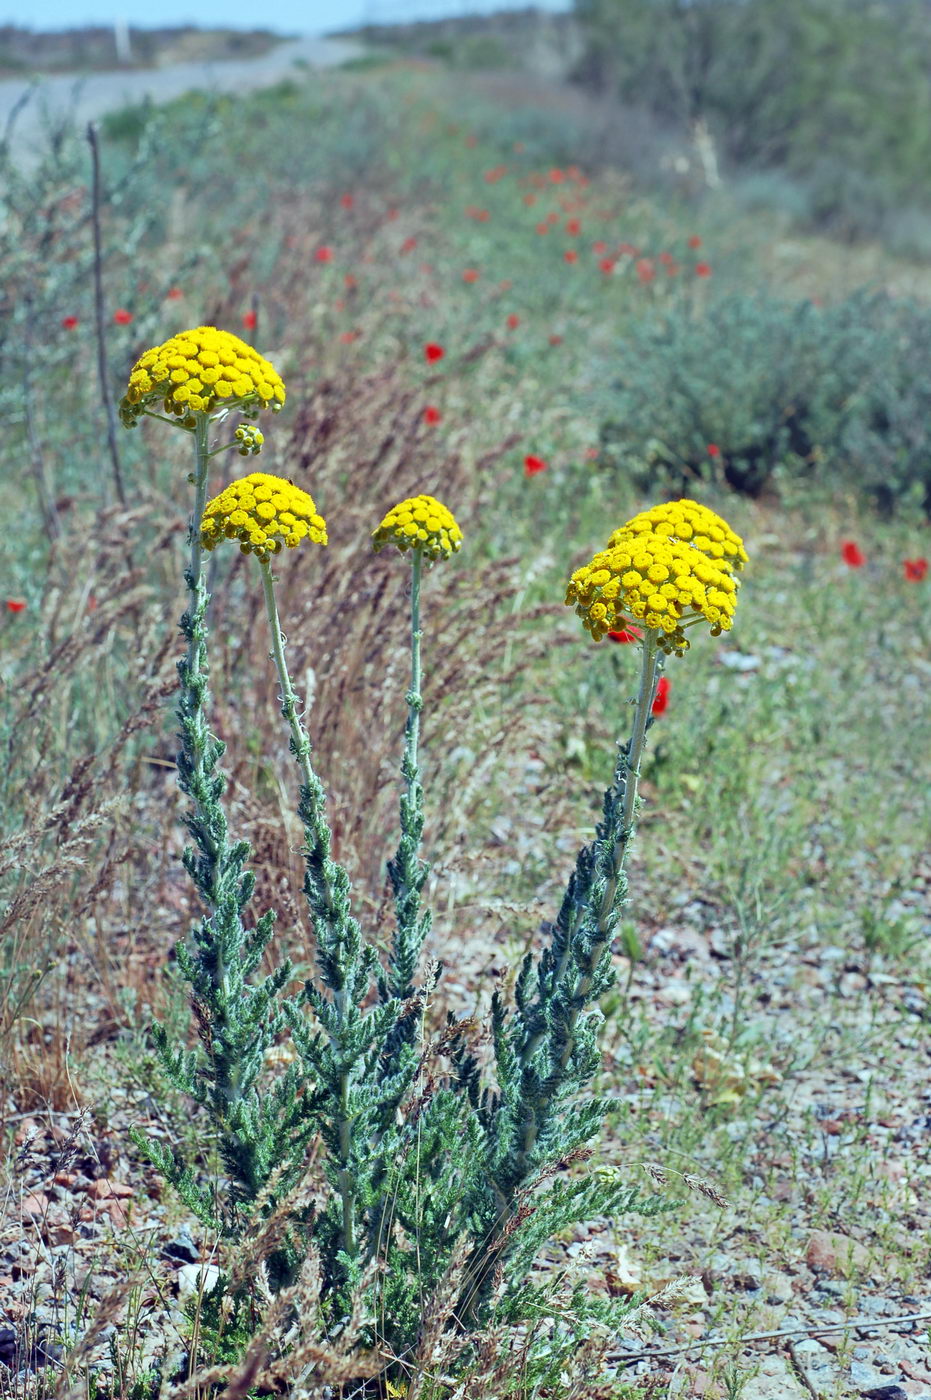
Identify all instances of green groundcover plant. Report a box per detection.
[598,290,931,514]
[119,325,748,1392]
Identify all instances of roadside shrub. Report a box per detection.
[574,0,931,236]
[597,291,931,513]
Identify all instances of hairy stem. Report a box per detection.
[258,554,356,1259]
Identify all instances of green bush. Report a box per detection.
[574,0,931,237]
[597,292,931,512]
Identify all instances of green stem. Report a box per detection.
[406,549,423,779]
[598,629,661,934]
[558,631,660,1067]
[258,554,356,1260]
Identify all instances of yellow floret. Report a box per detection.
[119,326,286,428]
[565,503,746,654]
[608,499,748,572]
[201,472,327,560]
[372,494,463,561]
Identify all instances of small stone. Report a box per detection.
[20,1192,49,1217]
[84,1179,133,1200]
[860,1387,908,1400]
[177,1263,221,1300]
[741,1356,811,1400]
[162,1227,200,1265]
[805,1229,873,1275]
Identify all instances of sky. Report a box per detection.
[22,0,571,37]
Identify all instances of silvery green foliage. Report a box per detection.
[598,290,931,513]
[143,559,669,1368]
[132,567,312,1243]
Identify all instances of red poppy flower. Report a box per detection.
[87,594,98,612]
[524,454,547,476]
[344,274,357,290]
[563,250,578,264]
[548,334,563,346]
[841,540,865,568]
[166,287,183,300]
[607,626,642,644]
[401,236,418,253]
[618,242,639,257]
[904,557,929,581]
[523,194,537,206]
[387,207,400,220]
[565,218,581,236]
[694,262,712,278]
[5,599,26,613]
[424,342,445,363]
[658,252,673,266]
[593,240,608,256]
[423,405,442,425]
[339,330,359,344]
[242,310,257,331]
[548,168,565,183]
[687,235,702,249]
[314,246,334,264]
[707,443,720,458]
[535,223,549,236]
[584,447,599,461]
[636,259,655,284]
[499,280,512,292]
[599,258,616,275]
[547,211,560,225]
[462,268,480,284]
[61,315,79,330]
[506,313,520,330]
[651,676,671,716]
[113,308,133,324]
[340,193,354,209]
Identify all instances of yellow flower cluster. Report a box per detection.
[120,326,286,426]
[372,495,463,561]
[201,473,327,559]
[608,499,748,572]
[566,499,745,652]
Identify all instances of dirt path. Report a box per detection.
[0,35,364,161]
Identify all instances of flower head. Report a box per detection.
[120,326,285,427]
[373,494,462,562]
[567,500,746,652]
[61,315,79,330]
[904,557,928,582]
[695,261,712,278]
[607,626,642,644]
[524,454,547,476]
[841,540,865,568]
[201,473,326,559]
[113,308,133,325]
[424,342,445,363]
[608,499,748,573]
[5,598,26,613]
[423,405,442,425]
[687,235,702,249]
